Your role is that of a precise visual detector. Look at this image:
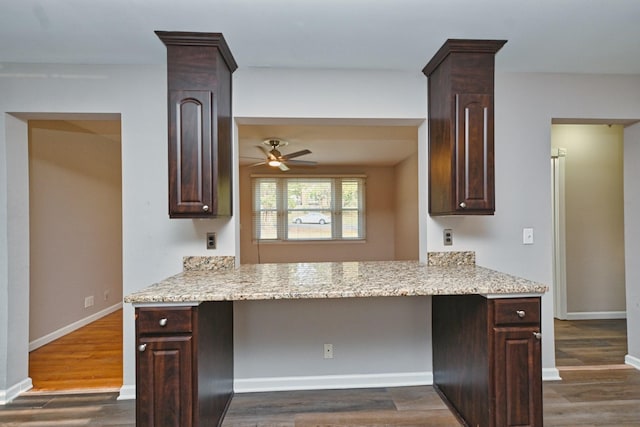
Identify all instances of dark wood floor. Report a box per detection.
[555,318,628,367]
[2,369,639,426]
[1,318,636,425]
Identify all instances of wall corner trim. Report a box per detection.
[565,311,626,320]
[118,384,136,401]
[29,302,122,352]
[542,368,562,381]
[233,371,432,393]
[625,355,640,371]
[0,378,33,405]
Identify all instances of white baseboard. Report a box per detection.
[565,311,626,320]
[118,384,136,400]
[234,371,432,393]
[0,378,33,405]
[29,302,122,352]
[626,354,640,370]
[542,367,562,381]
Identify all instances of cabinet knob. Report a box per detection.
[459,202,467,208]
[202,205,210,212]
[138,344,147,352]
[516,310,526,318]
[159,318,168,327]
[533,332,542,340]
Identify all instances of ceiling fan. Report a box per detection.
[251,139,317,171]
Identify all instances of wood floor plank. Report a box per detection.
[3,315,636,424]
[543,367,640,426]
[2,369,640,425]
[221,386,461,427]
[294,409,460,426]
[28,309,123,391]
[554,319,628,366]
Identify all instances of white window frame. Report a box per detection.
[252,175,366,242]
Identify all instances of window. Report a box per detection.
[252,176,365,241]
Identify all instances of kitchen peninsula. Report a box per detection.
[125,257,547,427]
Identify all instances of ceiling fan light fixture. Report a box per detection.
[268,159,281,167]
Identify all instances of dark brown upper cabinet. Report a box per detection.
[156,31,238,218]
[423,39,506,216]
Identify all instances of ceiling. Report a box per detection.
[2,0,639,73]
[2,0,639,167]
[238,123,419,168]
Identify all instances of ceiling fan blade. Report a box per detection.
[286,159,317,166]
[249,161,267,168]
[278,162,290,171]
[282,149,311,160]
[258,146,277,161]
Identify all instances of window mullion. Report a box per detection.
[277,178,286,240]
[333,178,341,239]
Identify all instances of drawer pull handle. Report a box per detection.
[533,332,542,340]
[202,205,210,212]
[516,310,526,318]
[159,318,168,327]
[138,344,147,352]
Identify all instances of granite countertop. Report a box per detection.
[124,260,547,304]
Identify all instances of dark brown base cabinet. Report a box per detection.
[433,295,543,427]
[135,302,233,427]
[134,295,541,426]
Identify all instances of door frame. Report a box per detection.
[551,147,567,320]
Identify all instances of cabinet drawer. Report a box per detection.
[493,298,540,326]
[137,307,193,334]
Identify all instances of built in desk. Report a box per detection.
[125,260,547,427]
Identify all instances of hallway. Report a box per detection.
[28,309,122,391]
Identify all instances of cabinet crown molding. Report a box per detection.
[422,39,507,76]
[155,30,238,72]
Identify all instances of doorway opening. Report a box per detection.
[237,119,421,264]
[26,117,123,391]
[551,122,628,368]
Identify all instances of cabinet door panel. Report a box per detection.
[137,336,193,427]
[494,327,542,427]
[169,89,215,217]
[455,93,494,212]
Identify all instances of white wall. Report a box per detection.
[551,124,625,316]
[2,63,640,400]
[394,152,419,260]
[0,115,31,401]
[0,63,236,401]
[624,123,640,368]
[28,120,123,343]
[234,296,431,391]
[232,68,433,389]
[425,72,640,374]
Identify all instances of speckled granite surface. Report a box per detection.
[124,260,547,304]
[427,251,475,266]
[183,256,235,271]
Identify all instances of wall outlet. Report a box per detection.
[443,229,453,246]
[84,296,94,308]
[324,343,333,359]
[206,232,216,250]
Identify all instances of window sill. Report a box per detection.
[253,239,366,245]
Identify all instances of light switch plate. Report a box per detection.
[523,228,534,245]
